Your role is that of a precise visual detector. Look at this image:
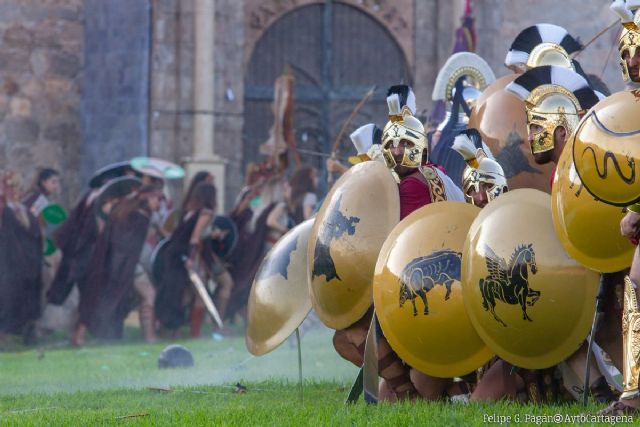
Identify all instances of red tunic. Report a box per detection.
[399,173,432,220]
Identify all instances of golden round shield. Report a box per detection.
[307,161,400,330]
[552,138,634,272]
[246,218,314,356]
[572,90,640,206]
[373,202,493,378]
[462,189,599,369]
[468,74,555,193]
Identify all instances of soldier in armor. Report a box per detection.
[504,23,584,75]
[473,65,610,403]
[451,128,508,208]
[598,0,640,414]
[331,85,464,400]
[429,53,496,186]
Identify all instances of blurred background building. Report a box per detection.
[0,0,622,208]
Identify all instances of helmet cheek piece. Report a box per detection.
[381,122,427,169]
[526,111,556,155]
[462,168,481,205]
[619,28,640,82]
[524,89,581,156]
[486,183,507,202]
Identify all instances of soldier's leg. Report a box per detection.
[332,308,373,367]
[134,272,157,343]
[620,255,640,406]
[378,335,418,400]
[332,329,365,367]
[470,359,522,401]
[409,369,450,400]
[190,297,206,338]
[213,270,233,323]
[378,379,397,402]
[596,271,625,372]
[601,247,640,414]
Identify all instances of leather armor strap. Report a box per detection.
[419,166,447,202]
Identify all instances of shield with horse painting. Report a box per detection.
[461,189,599,369]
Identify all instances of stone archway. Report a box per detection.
[243,1,411,174]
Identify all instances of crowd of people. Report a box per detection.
[0,157,319,347]
[4,0,640,417]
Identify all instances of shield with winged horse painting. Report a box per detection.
[462,189,599,369]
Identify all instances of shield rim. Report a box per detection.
[462,189,598,369]
[246,219,314,356]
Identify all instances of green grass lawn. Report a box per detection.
[0,327,633,426]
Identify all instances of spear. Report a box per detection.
[327,86,377,183]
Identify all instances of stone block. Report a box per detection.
[10,97,32,117]
[33,20,63,49]
[5,117,40,143]
[0,94,10,120]
[0,48,32,74]
[3,25,34,49]
[43,121,80,142]
[30,49,48,78]
[47,50,81,79]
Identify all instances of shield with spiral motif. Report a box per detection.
[572,90,640,207]
[373,201,493,378]
[307,161,399,330]
[552,137,634,272]
[246,219,314,356]
[462,189,599,369]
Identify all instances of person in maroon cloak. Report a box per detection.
[76,185,163,342]
[46,162,135,310]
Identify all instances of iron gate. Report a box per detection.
[243,1,411,180]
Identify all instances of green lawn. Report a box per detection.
[0,328,632,426]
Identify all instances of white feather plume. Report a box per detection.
[452,134,477,161]
[406,89,417,114]
[505,81,531,102]
[481,142,495,160]
[550,66,589,92]
[629,0,640,9]
[505,50,529,67]
[536,23,568,44]
[387,93,401,116]
[349,123,375,155]
[432,52,496,101]
[612,0,635,23]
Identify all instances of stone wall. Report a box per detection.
[472,0,624,93]
[0,0,84,206]
[80,0,151,185]
[0,0,627,209]
[150,0,246,211]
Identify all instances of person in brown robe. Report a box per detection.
[0,171,43,344]
[75,185,163,342]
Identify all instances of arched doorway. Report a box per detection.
[243,2,411,178]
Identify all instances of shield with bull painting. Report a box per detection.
[373,201,493,378]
